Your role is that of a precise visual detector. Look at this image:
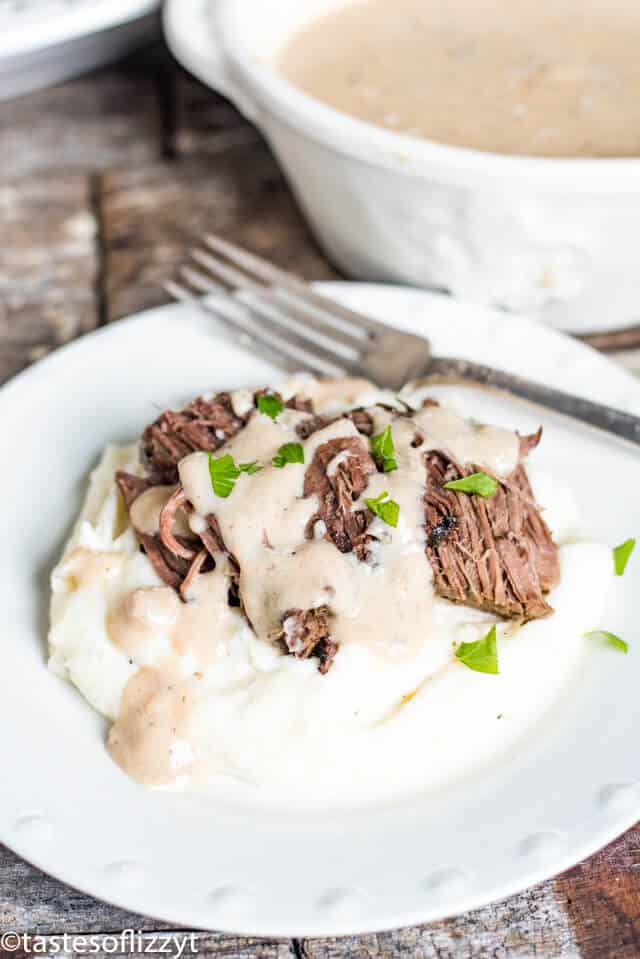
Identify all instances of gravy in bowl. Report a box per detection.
[276,0,640,157]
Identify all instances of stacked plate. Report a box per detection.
[0,0,160,100]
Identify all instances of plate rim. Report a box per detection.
[1,283,638,936]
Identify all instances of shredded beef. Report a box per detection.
[116,384,558,674]
[140,392,246,484]
[347,408,375,436]
[276,606,338,674]
[303,436,377,559]
[115,471,150,510]
[296,414,329,441]
[285,394,313,413]
[140,391,322,483]
[296,407,375,441]
[115,471,202,590]
[424,451,559,620]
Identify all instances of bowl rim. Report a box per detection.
[0,0,159,59]
[214,0,640,190]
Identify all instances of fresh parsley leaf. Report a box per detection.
[444,471,498,498]
[584,630,629,654]
[455,624,499,674]
[613,538,636,576]
[208,453,262,498]
[257,394,284,421]
[273,442,305,468]
[364,490,400,528]
[370,425,398,473]
[239,461,262,475]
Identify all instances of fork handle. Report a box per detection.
[426,356,640,447]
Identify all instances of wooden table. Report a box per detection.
[1,41,638,958]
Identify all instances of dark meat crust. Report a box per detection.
[424,451,560,620]
[303,436,377,559]
[276,606,338,674]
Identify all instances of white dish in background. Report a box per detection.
[0,0,159,100]
[165,0,640,335]
[0,284,638,935]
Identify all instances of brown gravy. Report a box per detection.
[276,0,640,157]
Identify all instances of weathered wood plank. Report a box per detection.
[300,829,639,959]
[2,46,164,180]
[99,149,338,324]
[170,69,256,158]
[300,881,580,959]
[556,826,640,959]
[0,174,98,384]
[0,846,160,935]
[0,931,293,959]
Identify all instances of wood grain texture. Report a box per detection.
[556,828,640,959]
[170,69,258,158]
[97,65,337,323]
[0,927,292,959]
[2,46,164,180]
[99,148,338,324]
[0,846,157,935]
[0,174,98,384]
[300,882,580,958]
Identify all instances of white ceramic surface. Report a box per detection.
[0,284,638,936]
[164,0,640,335]
[0,0,159,99]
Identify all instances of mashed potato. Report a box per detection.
[48,386,612,803]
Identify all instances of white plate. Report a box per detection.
[0,0,159,100]
[1,284,638,936]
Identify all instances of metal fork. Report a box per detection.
[166,234,640,447]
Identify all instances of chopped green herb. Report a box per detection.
[257,394,284,421]
[208,452,262,498]
[364,490,400,528]
[241,461,262,474]
[370,425,398,473]
[613,538,635,576]
[455,624,499,674]
[444,471,498,498]
[273,442,305,469]
[584,630,629,654]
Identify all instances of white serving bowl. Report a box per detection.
[165,0,640,334]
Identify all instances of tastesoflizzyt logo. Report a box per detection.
[0,931,199,956]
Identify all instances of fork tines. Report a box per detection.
[166,232,432,386]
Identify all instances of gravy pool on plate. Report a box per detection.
[276,0,640,157]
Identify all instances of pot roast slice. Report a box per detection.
[423,450,560,620]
